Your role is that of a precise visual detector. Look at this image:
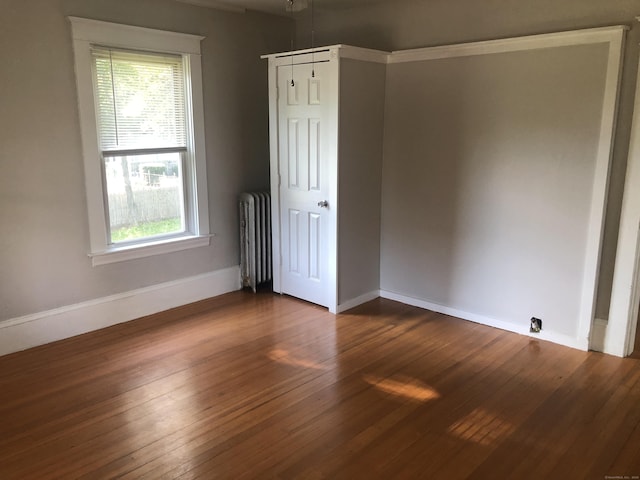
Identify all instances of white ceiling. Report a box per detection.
[177,0,387,16]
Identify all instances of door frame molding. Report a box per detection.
[264,48,339,312]
[607,48,640,357]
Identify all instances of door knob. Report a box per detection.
[317,200,329,208]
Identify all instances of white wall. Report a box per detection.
[0,0,290,325]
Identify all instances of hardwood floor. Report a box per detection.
[1,291,639,479]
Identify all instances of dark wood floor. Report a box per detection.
[1,291,639,479]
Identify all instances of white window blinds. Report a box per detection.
[91,47,187,152]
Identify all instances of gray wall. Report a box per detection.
[0,0,290,321]
[381,45,609,338]
[297,0,640,321]
[338,58,386,304]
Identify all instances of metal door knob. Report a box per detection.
[317,200,329,208]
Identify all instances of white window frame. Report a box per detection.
[69,17,210,266]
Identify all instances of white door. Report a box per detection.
[277,61,333,308]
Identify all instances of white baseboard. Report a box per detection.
[593,317,631,357]
[379,290,589,351]
[589,318,608,353]
[336,290,380,313]
[0,266,241,357]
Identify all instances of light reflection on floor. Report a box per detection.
[447,407,515,446]
[267,348,328,371]
[363,374,440,403]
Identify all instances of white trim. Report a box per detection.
[629,304,640,355]
[266,49,333,67]
[0,266,241,357]
[175,0,246,13]
[380,291,589,351]
[262,27,628,65]
[68,17,210,263]
[261,45,389,64]
[262,45,339,60]
[339,45,389,64]
[579,29,626,350]
[336,291,380,314]
[68,17,204,55]
[89,234,212,266]
[388,25,628,63]
[72,34,108,253]
[589,318,609,353]
[607,50,640,357]
[266,57,281,294]
[187,53,211,237]
[326,47,340,314]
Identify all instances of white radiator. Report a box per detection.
[239,192,272,292]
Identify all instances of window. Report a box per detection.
[94,48,189,244]
[69,17,210,265]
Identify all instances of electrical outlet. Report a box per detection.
[530,317,542,333]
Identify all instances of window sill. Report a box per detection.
[89,234,213,266]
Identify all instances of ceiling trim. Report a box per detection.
[175,0,246,13]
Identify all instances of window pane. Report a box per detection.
[92,47,186,150]
[105,152,186,244]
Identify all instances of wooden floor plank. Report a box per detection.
[0,291,639,479]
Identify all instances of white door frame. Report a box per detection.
[263,45,388,313]
[607,48,640,357]
[263,47,340,313]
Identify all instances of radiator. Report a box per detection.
[239,192,272,292]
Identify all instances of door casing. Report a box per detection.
[266,48,340,313]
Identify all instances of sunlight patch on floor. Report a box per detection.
[267,348,327,370]
[447,407,515,446]
[363,374,440,403]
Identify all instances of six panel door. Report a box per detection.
[277,61,331,307]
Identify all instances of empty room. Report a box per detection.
[2,0,640,478]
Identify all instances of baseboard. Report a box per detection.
[336,290,380,313]
[588,318,634,357]
[589,318,608,353]
[379,290,589,351]
[0,266,241,357]
[596,317,631,357]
